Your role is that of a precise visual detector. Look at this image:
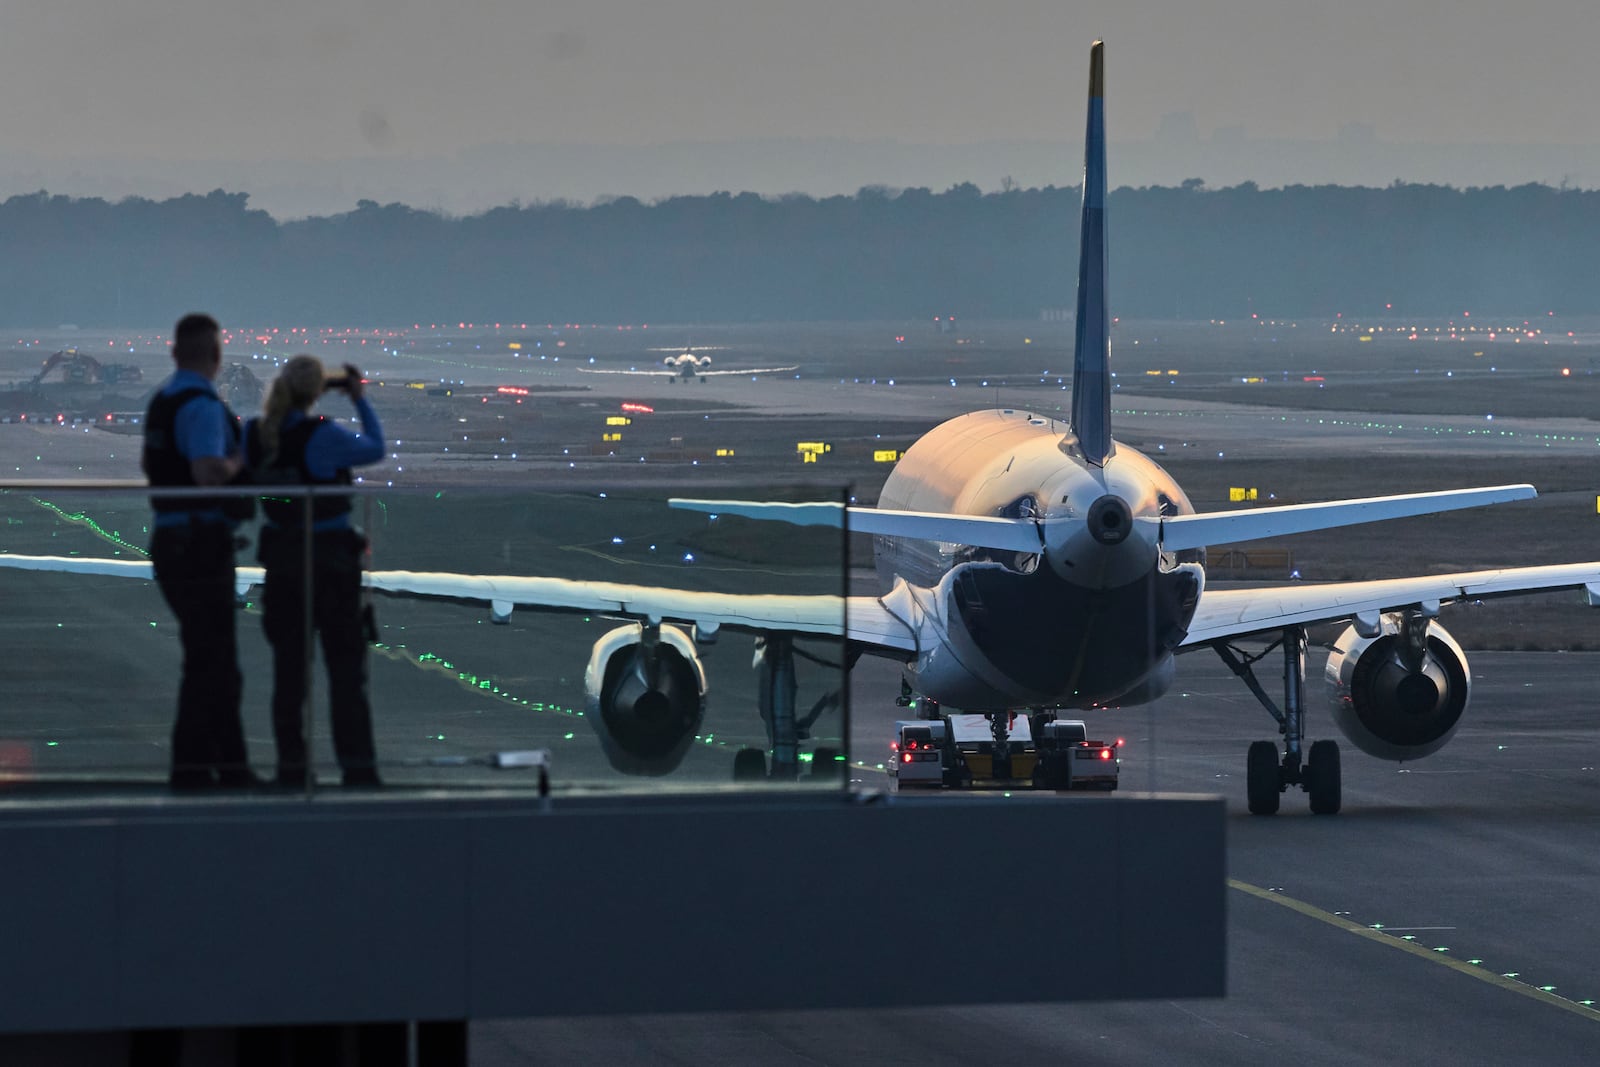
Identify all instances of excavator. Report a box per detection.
[30,349,143,386]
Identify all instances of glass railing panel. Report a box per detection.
[0,482,852,797]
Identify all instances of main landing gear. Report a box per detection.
[732,633,846,783]
[1214,626,1342,815]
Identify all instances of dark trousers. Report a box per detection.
[259,527,377,778]
[151,523,249,781]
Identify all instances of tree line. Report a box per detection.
[0,180,1594,326]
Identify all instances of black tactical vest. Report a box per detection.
[246,415,353,526]
[143,386,251,519]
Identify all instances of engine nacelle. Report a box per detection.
[1324,616,1470,761]
[1102,654,1176,707]
[584,623,708,776]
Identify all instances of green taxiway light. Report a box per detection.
[563,733,574,740]
[1541,986,1558,993]
[149,622,157,627]
[1401,935,1417,942]
[1432,946,1449,953]
[433,734,445,741]
[1581,1000,1595,1007]
[1468,959,1484,965]
[45,741,58,747]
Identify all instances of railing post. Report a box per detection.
[302,485,315,797]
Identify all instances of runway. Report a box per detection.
[479,650,1600,1066]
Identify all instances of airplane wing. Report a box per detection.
[363,568,917,650]
[1182,562,1600,647]
[695,366,798,377]
[0,554,264,596]
[0,553,917,652]
[575,366,797,377]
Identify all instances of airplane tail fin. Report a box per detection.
[1070,40,1112,467]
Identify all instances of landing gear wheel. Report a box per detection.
[810,746,842,780]
[733,748,767,782]
[1306,739,1342,815]
[1246,740,1281,815]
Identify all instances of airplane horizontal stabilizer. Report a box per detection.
[1154,484,1535,551]
[668,498,1043,553]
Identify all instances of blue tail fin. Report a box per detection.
[1070,40,1112,467]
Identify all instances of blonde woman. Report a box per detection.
[244,355,385,787]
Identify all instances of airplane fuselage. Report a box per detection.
[873,408,1204,711]
[664,354,709,379]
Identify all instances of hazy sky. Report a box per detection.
[3,1,1598,211]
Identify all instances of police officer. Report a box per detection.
[245,355,385,787]
[141,313,258,789]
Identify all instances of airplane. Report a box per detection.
[7,41,1600,814]
[578,350,798,382]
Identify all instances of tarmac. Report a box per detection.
[477,649,1600,1066]
[4,320,1600,1063]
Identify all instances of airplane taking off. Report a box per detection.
[578,350,798,382]
[7,42,1600,813]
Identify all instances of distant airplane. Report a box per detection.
[578,351,798,382]
[7,42,1600,814]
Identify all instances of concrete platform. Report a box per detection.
[0,788,1224,1043]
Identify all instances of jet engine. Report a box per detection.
[1324,614,1470,761]
[584,623,708,776]
[1104,654,1175,707]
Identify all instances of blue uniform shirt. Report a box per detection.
[154,369,237,528]
[247,396,385,531]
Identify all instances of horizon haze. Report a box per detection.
[5,3,1600,217]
